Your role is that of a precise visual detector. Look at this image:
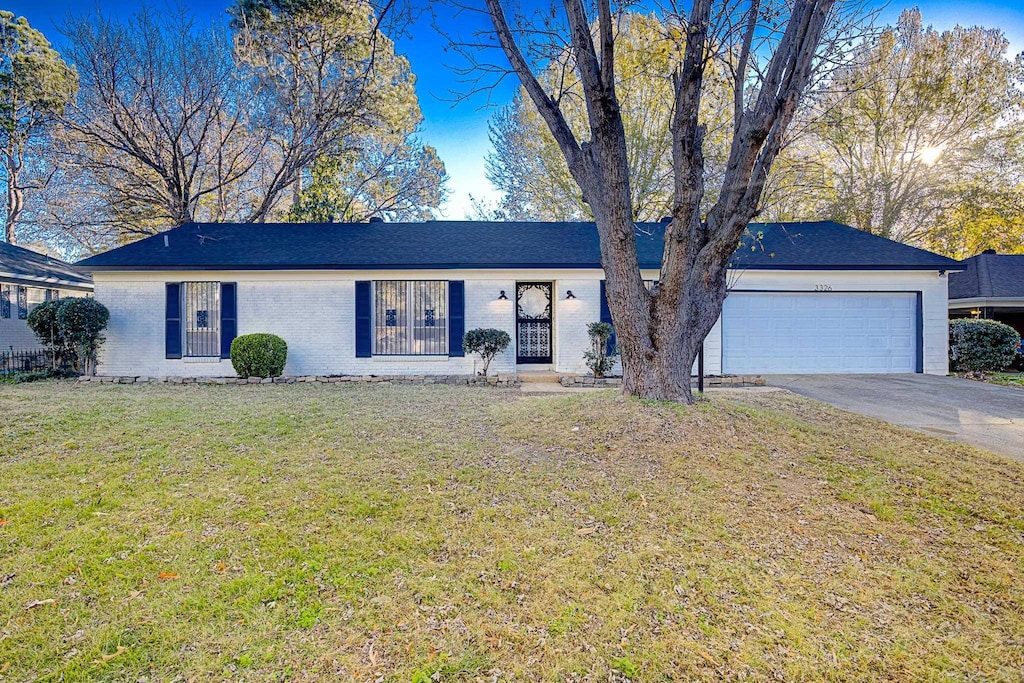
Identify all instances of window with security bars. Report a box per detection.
[373,281,447,355]
[183,282,220,357]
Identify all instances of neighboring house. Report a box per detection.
[948,250,1024,341]
[74,220,958,378]
[1,241,94,350]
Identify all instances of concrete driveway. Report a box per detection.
[766,374,1024,460]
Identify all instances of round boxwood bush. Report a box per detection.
[230,333,288,378]
[949,319,1021,372]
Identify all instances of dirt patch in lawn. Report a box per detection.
[0,382,1021,681]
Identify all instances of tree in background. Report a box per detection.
[231,0,434,222]
[923,133,1024,258]
[58,8,262,239]
[469,0,855,401]
[483,13,733,222]
[0,12,76,244]
[288,138,447,222]
[763,9,1024,251]
[32,2,444,251]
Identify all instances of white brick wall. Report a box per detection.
[95,273,523,377]
[554,279,602,374]
[92,268,951,377]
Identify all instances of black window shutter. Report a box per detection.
[165,283,182,359]
[600,280,616,355]
[448,281,465,357]
[0,285,9,319]
[16,286,27,319]
[355,281,372,358]
[220,283,237,359]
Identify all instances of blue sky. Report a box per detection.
[8,0,1024,218]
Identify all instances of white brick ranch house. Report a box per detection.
[73,219,959,378]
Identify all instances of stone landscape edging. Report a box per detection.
[557,374,766,387]
[77,374,520,387]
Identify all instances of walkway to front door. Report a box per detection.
[516,282,552,364]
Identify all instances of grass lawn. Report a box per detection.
[1,383,1022,681]
[987,372,1024,389]
[955,371,1024,390]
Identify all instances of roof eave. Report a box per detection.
[79,263,960,273]
[949,296,1024,308]
[0,270,94,289]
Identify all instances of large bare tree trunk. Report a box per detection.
[485,0,837,403]
[5,178,23,243]
[4,137,24,243]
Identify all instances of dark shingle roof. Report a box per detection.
[0,241,93,288]
[75,220,957,272]
[949,252,1024,299]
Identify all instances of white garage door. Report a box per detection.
[722,292,918,374]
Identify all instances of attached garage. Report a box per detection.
[722,291,920,374]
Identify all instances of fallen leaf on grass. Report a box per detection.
[213,562,227,574]
[92,646,126,664]
[698,649,721,667]
[576,527,597,536]
[1,573,14,587]
[26,599,56,609]
[157,572,178,581]
[0,518,6,526]
[1,661,10,673]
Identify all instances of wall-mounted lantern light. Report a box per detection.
[565,290,576,300]
[498,290,508,300]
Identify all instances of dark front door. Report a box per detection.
[516,282,552,364]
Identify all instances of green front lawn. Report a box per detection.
[1,383,1022,681]
[988,372,1024,388]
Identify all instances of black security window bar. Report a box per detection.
[183,282,221,357]
[373,280,447,355]
[0,285,9,318]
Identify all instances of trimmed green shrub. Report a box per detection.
[949,319,1020,372]
[463,328,511,376]
[27,297,109,374]
[56,298,110,375]
[26,300,65,365]
[583,321,617,377]
[230,333,288,378]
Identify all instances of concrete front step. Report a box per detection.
[518,371,562,384]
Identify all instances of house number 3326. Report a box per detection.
[814,284,833,291]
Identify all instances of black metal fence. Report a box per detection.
[0,348,56,374]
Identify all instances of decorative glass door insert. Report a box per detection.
[516,282,552,364]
